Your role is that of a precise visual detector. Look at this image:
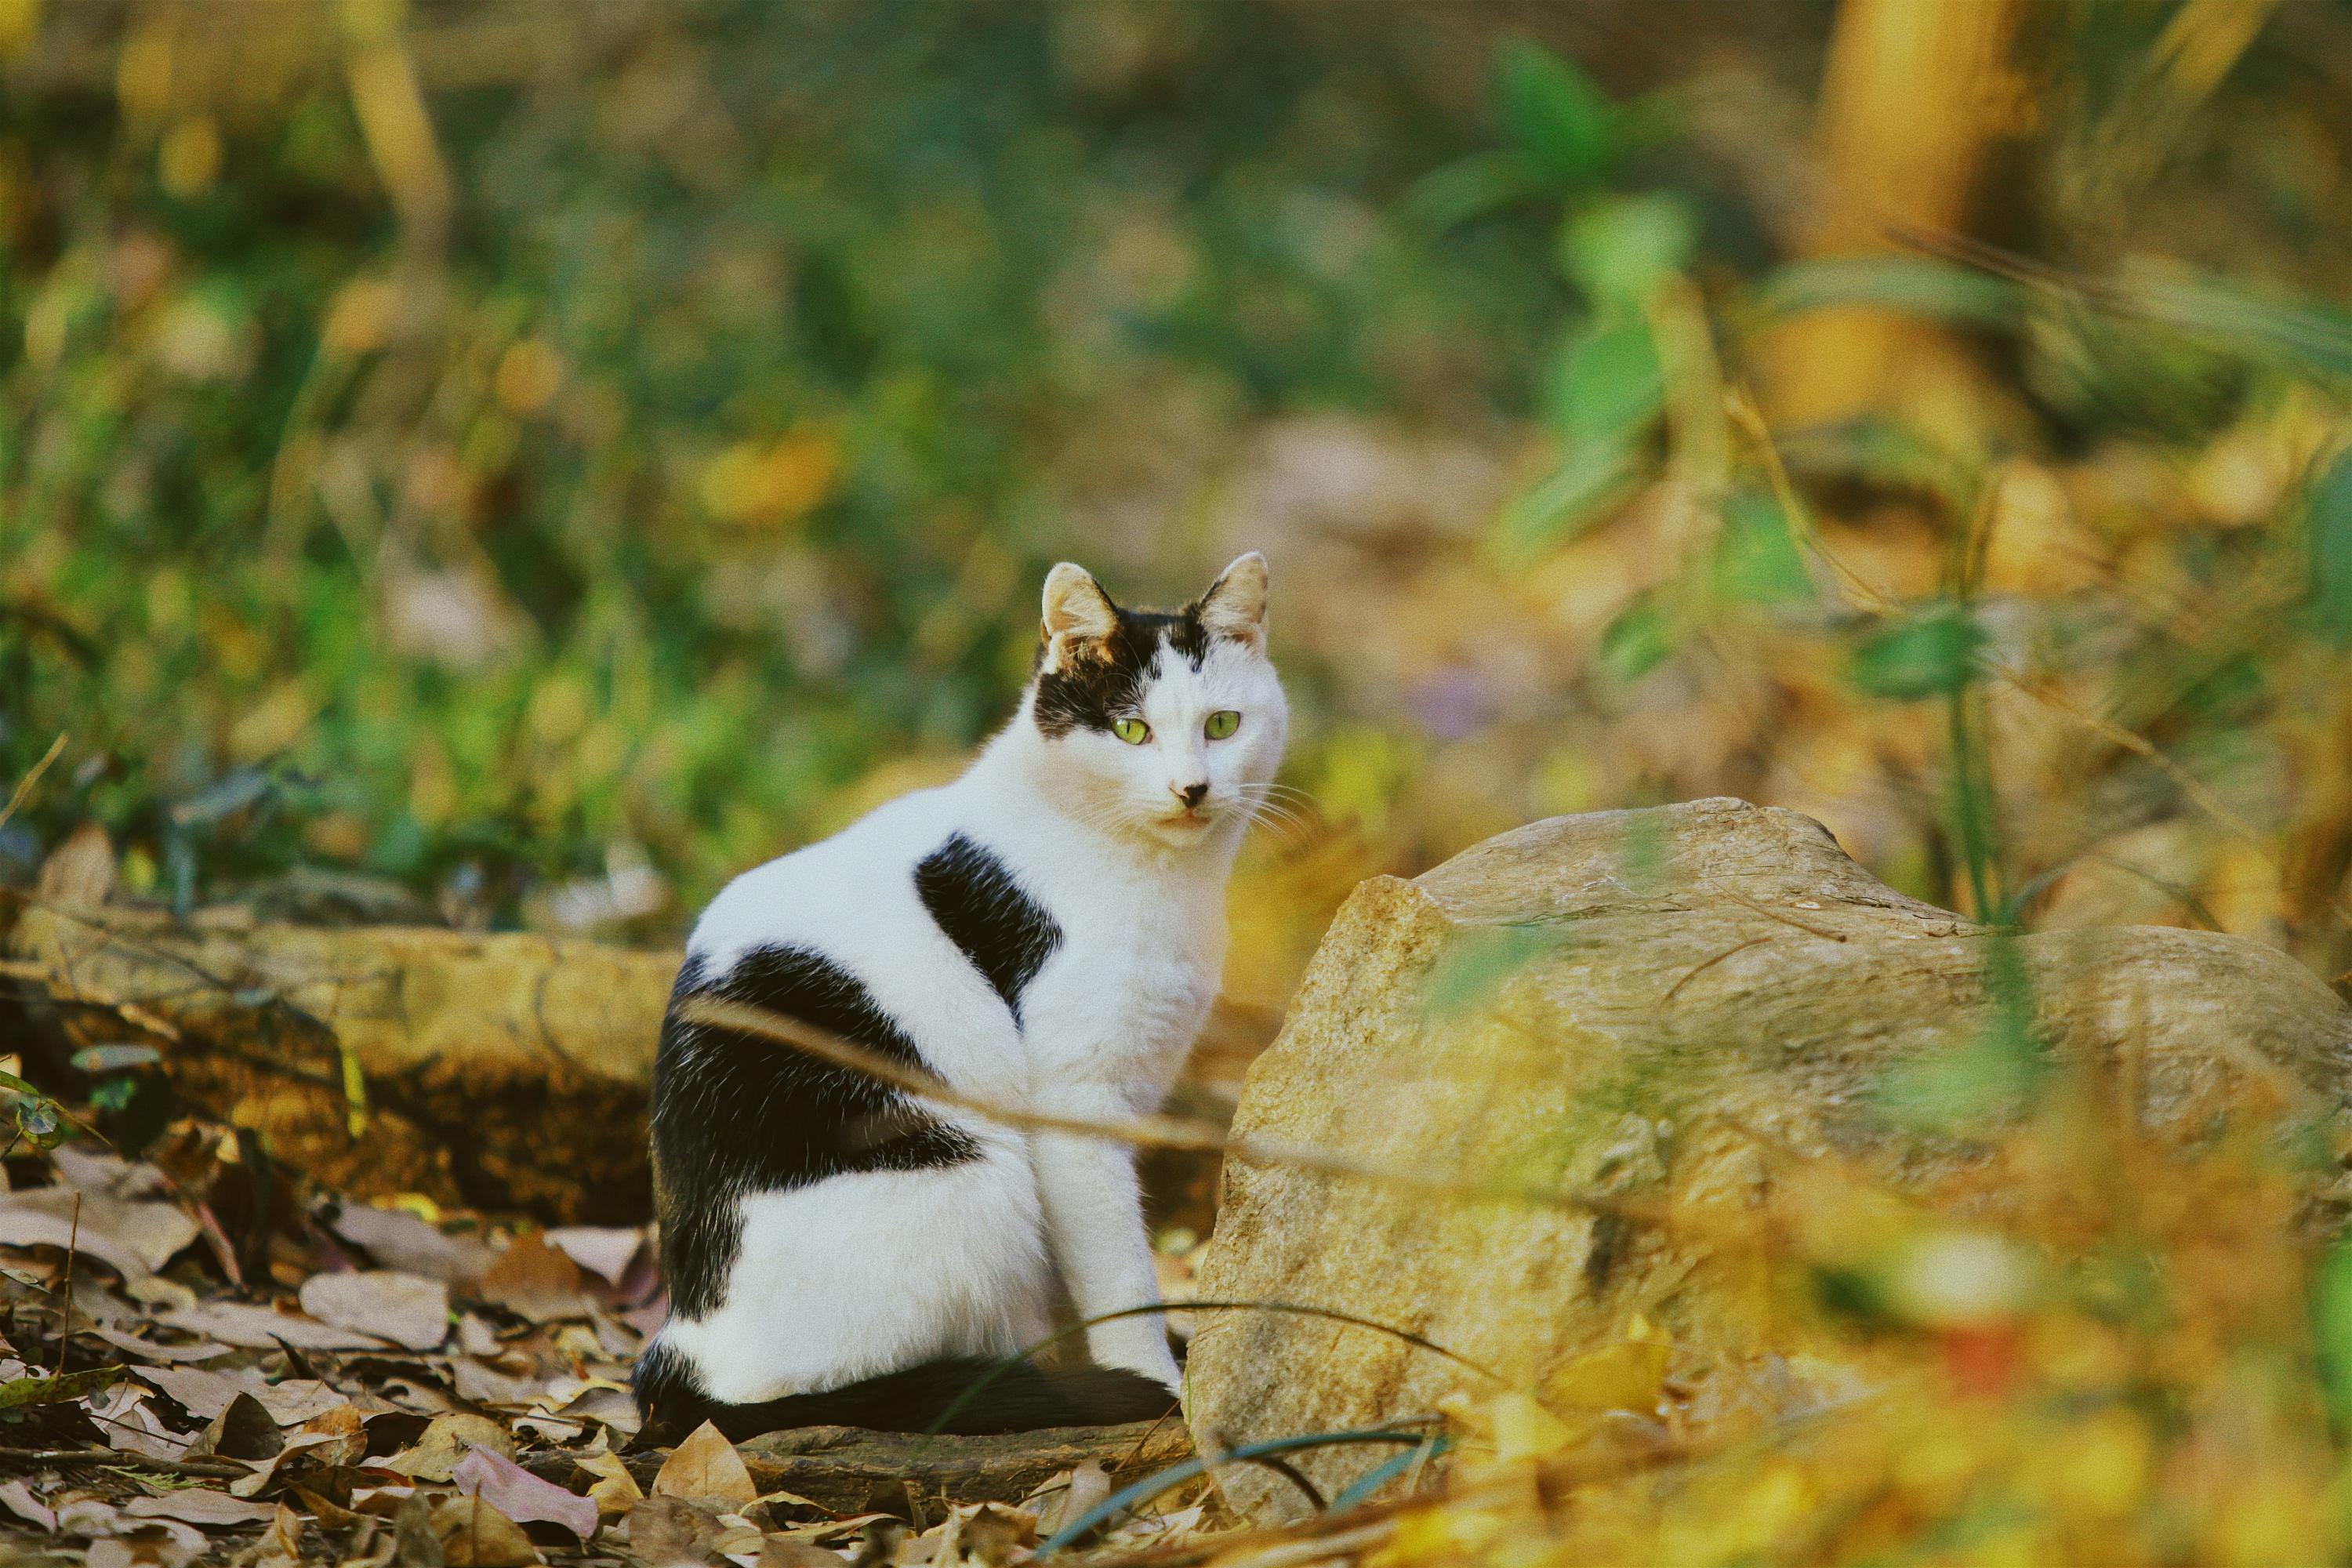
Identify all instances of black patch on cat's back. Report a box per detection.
[650,946,979,1317]
[915,833,1063,1024]
[1033,604,1207,739]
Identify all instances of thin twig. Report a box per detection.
[0,1445,249,1480]
[53,1190,81,1377]
[1659,935,1775,1007]
[1976,658,2264,845]
[0,732,67,837]
[1724,389,1902,619]
[677,996,1645,1221]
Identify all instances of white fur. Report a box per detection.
[658,557,1287,1402]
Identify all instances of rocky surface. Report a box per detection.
[1185,798,2352,1522]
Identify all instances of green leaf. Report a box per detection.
[1400,151,1544,234]
[1559,192,1696,308]
[1599,594,1680,684]
[1715,488,1813,605]
[2318,1241,2352,1428]
[2114,269,2352,384]
[0,1365,124,1411]
[13,1096,64,1149]
[1747,256,2021,330]
[2310,448,2352,646]
[1873,1036,2040,1135]
[1497,43,1617,191]
[1493,439,1644,563]
[1423,926,1562,1019]
[1546,319,1664,445]
[1848,608,1986,700]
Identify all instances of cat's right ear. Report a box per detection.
[1041,562,1118,665]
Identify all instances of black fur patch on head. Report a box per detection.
[1032,600,1209,739]
[914,833,1063,1025]
[650,946,979,1318]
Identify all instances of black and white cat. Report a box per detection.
[634,554,1287,1439]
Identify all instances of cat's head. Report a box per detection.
[1022,553,1288,848]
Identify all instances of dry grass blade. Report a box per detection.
[0,731,67,837]
[677,996,1643,1220]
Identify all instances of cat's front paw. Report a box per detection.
[1091,1326,1184,1397]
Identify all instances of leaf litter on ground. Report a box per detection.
[0,1101,1237,1568]
[0,1125,712,1567]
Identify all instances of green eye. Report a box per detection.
[1112,717,1151,745]
[1204,710,1240,740]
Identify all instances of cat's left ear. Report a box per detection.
[1195,551,1269,650]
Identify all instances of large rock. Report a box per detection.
[1185,799,2352,1522]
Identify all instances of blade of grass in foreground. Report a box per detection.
[1036,1426,1438,1555]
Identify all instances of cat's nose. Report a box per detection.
[1174,782,1208,808]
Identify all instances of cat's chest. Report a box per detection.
[1019,875,1222,1072]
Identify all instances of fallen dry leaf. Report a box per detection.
[90,1383,191,1463]
[511,1411,588,1446]
[451,1353,542,1406]
[89,1325,234,1364]
[226,1427,362,1500]
[249,1501,307,1568]
[140,1365,348,1425]
[287,1480,370,1530]
[453,1444,600,1541]
[292,1400,369,1468]
[957,1502,1036,1565]
[49,1144,172,1201]
[1029,1461,1109,1537]
[123,1490,281,1528]
[546,1380,641,1436]
[543,1225,646,1286]
[183,1392,281,1463]
[760,1536,854,1568]
[53,1493,126,1537]
[434,1494,543,1567]
[381,1410,517,1482]
[341,1516,398,1568]
[654,1419,759,1507]
[575,1449,643,1519]
[458,1312,505,1357]
[299,1269,451,1352]
[88,1530,206,1568]
[0,1187,196,1278]
[323,1202,497,1284]
[159,1298,393,1351]
[474,1232,595,1322]
[36,820,115,906]
[711,1516,766,1559]
[626,1493,724,1568]
[0,1478,55,1530]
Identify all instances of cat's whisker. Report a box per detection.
[1230,799,1314,849]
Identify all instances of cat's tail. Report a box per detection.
[633,1339,1178,1444]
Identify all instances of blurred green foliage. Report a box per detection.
[0,1,1566,926]
[4,0,2352,985]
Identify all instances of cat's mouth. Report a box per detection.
[1158,806,1215,830]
